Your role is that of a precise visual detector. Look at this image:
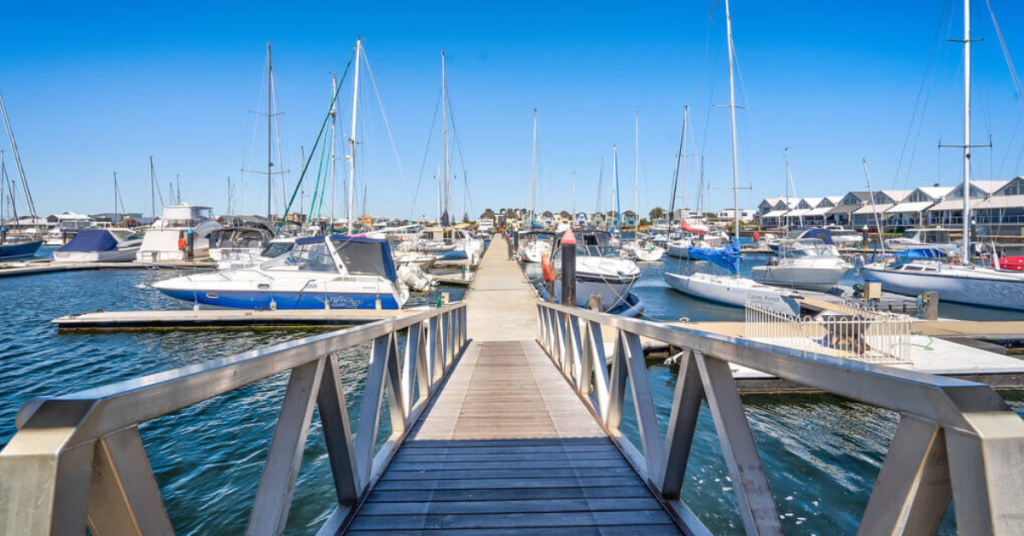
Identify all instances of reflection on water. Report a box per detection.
[0,258,1021,534]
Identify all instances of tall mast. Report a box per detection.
[113,172,118,225]
[613,144,621,231]
[266,42,273,221]
[0,88,38,230]
[596,158,603,214]
[175,174,181,204]
[0,150,4,232]
[634,109,639,232]
[442,51,449,222]
[330,74,338,229]
[961,0,972,263]
[725,0,740,241]
[149,156,156,219]
[784,147,791,230]
[530,108,537,221]
[348,38,362,229]
[436,166,442,223]
[670,106,688,224]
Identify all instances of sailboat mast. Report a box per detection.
[149,156,155,219]
[961,0,972,263]
[442,51,449,221]
[267,42,273,221]
[530,108,537,221]
[670,106,687,224]
[634,109,639,233]
[572,171,576,216]
[348,38,362,229]
[113,172,118,225]
[330,74,338,229]
[596,158,603,214]
[0,150,4,232]
[613,144,621,231]
[784,147,791,230]
[0,89,38,231]
[725,0,740,241]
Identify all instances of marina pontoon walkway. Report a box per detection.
[345,236,683,534]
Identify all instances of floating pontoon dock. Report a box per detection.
[0,259,216,278]
[4,233,1023,535]
[53,307,423,331]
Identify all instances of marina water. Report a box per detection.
[1,250,1022,535]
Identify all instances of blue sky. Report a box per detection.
[2,0,1023,220]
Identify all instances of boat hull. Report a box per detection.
[750,264,849,292]
[666,243,690,258]
[664,272,801,315]
[157,288,402,310]
[0,240,43,260]
[861,266,1024,311]
[556,273,639,311]
[53,248,139,263]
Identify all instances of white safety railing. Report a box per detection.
[536,300,1024,536]
[745,303,912,365]
[0,302,468,536]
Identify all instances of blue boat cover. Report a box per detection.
[58,229,118,252]
[688,240,741,275]
[894,247,948,259]
[328,235,398,283]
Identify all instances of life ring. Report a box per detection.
[541,254,554,282]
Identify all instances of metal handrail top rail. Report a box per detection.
[536,300,1007,432]
[15,303,465,449]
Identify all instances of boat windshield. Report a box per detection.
[580,245,622,258]
[261,241,336,272]
[261,241,294,259]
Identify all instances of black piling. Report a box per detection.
[561,228,577,307]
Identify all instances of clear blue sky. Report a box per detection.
[2,0,1023,220]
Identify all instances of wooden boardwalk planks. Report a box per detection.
[344,340,682,535]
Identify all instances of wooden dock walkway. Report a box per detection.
[344,235,684,534]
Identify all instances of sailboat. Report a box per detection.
[664,0,803,315]
[621,110,665,261]
[0,90,43,260]
[860,0,1024,311]
[518,109,550,262]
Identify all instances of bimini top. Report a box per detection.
[57,229,118,252]
[329,235,398,283]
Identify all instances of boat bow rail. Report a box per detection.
[0,302,468,536]
[536,300,1024,536]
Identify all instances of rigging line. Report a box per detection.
[277,47,355,234]
[985,0,1024,108]
[698,0,720,157]
[362,52,413,213]
[411,87,444,218]
[308,117,330,220]
[999,108,1024,178]
[892,0,954,189]
[444,85,473,216]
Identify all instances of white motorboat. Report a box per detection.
[860,260,1024,311]
[665,271,802,315]
[750,238,851,291]
[623,235,665,262]
[44,212,93,246]
[518,231,554,263]
[393,250,437,269]
[209,222,274,270]
[552,230,641,311]
[153,235,409,310]
[824,225,863,247]
[137,204,222,263]
[884,228,960,252]
[53,228,143,262]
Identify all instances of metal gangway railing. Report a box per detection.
[744,302,913,365]
[536,300,1024,536]
[0,302,467,536]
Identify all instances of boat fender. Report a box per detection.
[178,238,187,250]
[541,254,554,282]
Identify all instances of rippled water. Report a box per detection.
[1,250,1021,535]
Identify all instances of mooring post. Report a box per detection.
[186,229,195,260]
[561,227,576,307]
[513,229,520,259]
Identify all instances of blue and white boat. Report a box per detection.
[0,235,42,260]
[53,228,142,262]
[152,235,409,310]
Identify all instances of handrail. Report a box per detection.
[0,302,468,536]
[535,300,1024,536]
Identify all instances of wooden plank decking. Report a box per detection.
[345,235,682,535]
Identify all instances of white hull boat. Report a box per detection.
[53,229,142,263]
[153,235,409,310]
[665,272,802,315]
[860,261,1024,311]
[750,239,851,291]
[137,204,221,263]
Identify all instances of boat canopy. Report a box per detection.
[688,240,741,274]
[329,235,398,283]
[786,227,834,245]
[57,229,118,252]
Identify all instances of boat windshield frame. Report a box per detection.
[260,240,338,273]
